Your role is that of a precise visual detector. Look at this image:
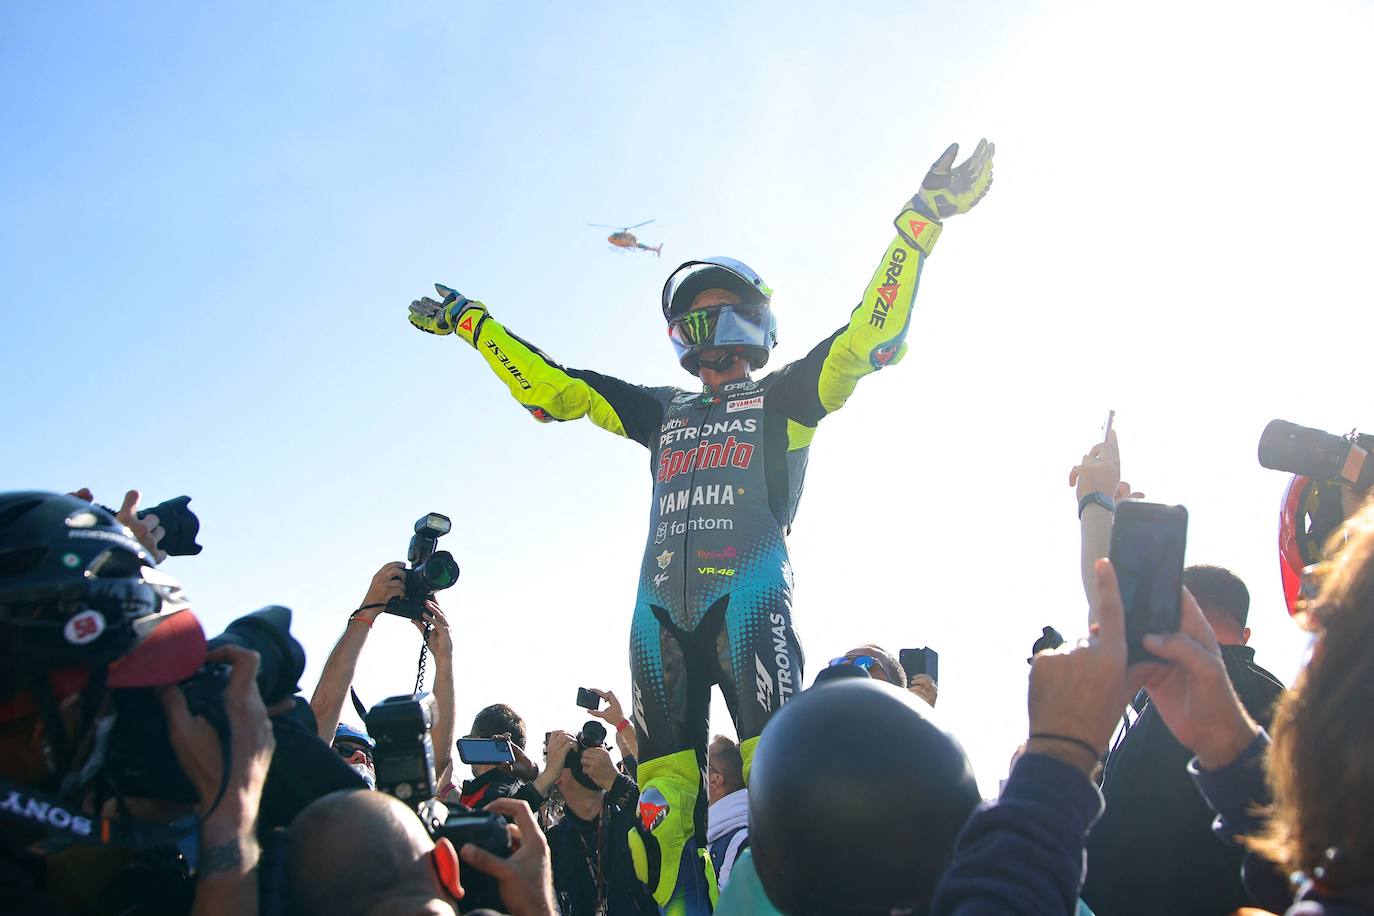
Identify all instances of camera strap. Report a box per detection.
[414,626,432,695]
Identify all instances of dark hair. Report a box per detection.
[470,703,526,750]
[708,734,745,794]
[1183,565,1250,628]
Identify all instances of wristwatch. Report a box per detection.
[1078,491,1116,519]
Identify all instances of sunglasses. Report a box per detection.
[828,655,878,671]
[334,741,373,763]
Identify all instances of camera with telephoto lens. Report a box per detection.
[1258,420,1374,490]
[96,494,204,556]
[106,606,307,801]
[366,692,438,802]
[386,513,461,620]
[564,719,609,790]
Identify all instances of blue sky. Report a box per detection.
[4,0,1373,794]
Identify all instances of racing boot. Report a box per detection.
[627,749,712,914]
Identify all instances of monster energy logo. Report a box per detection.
[679,310,711,344]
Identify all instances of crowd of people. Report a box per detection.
[7,136,1374,916]
[3,418,1372,916]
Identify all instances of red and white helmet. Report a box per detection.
[1278,475,1345,619]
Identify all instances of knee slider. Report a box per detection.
[635,751,702,907]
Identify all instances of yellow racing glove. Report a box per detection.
[408,283,486,346]
[895,138,995,256]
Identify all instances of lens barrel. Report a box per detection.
[207,605,306,706]
[415,550,460,591]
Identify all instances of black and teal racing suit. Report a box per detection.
[441,213,937,913]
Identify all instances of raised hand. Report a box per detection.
[358,561,406,622]
[586,688,625,725]
[459,799,557,916]
[409,283,477,336]
[1141,588,1260,769]
[1027,559,1145,774]
[911,139,995,221]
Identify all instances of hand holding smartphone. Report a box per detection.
[1109,501,1188,663]
[899,647,939,682]
[456,736,515,766]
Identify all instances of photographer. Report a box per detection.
[0,491,274,915]
[289,791,557,916]
[457,704,554,809]
[310,561,456,794]
[542,727,658,915]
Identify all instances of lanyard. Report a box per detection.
[575,806,608,915]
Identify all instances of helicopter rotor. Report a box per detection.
[588,219,655,231]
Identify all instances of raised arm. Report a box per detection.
[769,140,994,424]
[409,287,665,448]
[309,562,406,742]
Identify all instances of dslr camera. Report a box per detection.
[367,692,511,914]
[386,513,461,620]
[107,606,307,801]
[565,720,610,790]
[1259,420,1374,491]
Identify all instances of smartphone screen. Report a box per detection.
[899,647,938,682]
[575,688,602,710]
[1109,501,1188,662]
[456,737,514,765]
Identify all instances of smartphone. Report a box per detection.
[1109,501,1188,663]
[1102,409,1116,441]
[900,647,938,682]
[456,737,515,766]
[575,687,602,710]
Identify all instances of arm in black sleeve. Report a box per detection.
[930,754,1103,915]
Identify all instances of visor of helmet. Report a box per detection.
[667,303,772,363]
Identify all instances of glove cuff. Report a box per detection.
[451,303,487,346]
[894,208,943,256]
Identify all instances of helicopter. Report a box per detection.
[589,219,662,256]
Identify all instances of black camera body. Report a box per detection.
[366,692,438,802]
[106,606,307,801]
[1259,420,1374,490]
[386,513,461,620]
[565,720,609,791]
[433,811,512,857]
[425,806,512,913]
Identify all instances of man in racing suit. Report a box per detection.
[408,139,995,913]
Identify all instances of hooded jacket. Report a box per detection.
[707,788,751,889]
